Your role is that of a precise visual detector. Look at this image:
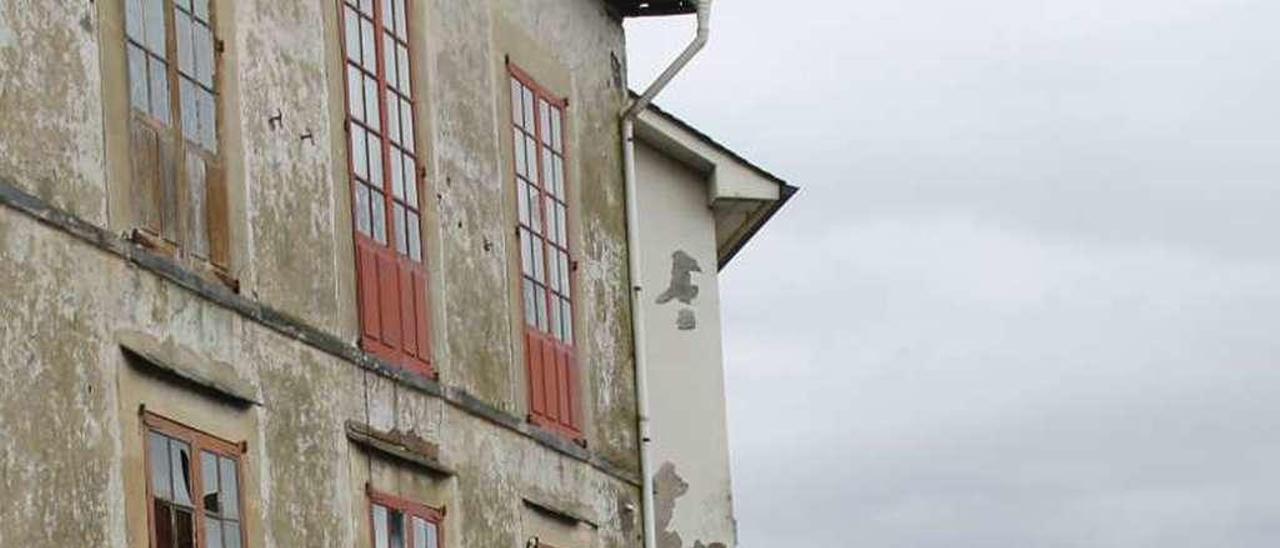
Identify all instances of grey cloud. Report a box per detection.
[628,1,1280,544]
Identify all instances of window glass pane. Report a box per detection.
[513,129,526,178]
[562,298,573,341]
[516,181,529,225]
[539,99,551,146]
[521,87,534,129]
[390,149,404,199]
[126,0,144,41]
[529,189,542,234]
[523,279,537,326]
[148,58,170,124]
[128,45,149,111]
[372,189,387,244]
[153,501,174,547]
[398,45,411,95]
[205,517,224,548]
[394,202,407,255]
[383,33,397,91]
[388,508,405,548]
[359,0,373,16]
[556,203,567,246]
[381,0,394,31]
[223,521,242,548]
[551,109,562,152]
[400,98,413,149]
[425,522,439,548]
[148,432,172,500]
[394,0,407,39]
[219,456,239,518]
[201,451,220,514]
[176,0,191,13]
[180,80,199,142]
[176,11,194,75]
[364,75,380,132]
[170,440,193,506]
[347,66,364,122]
[532,238,544,282]
[356,184,371,235]
[510,80,523,128]
[519,229,532,276]
[559,251,570,299]
[373,505,389,548]
[360,18,376,72]
[403,156,417,206]
[368,134,383,185]
[194,0,209,22]
[350,126,367,179]
[344,8,360,63]
[541,147,553,192]
[524,135,537,183]
[144,0,166,54]
[194,23,214,88]
[386,91,400,145]
[408,212,421,262]
[553,155,564,198]
[174,507,195,548]
[549,290,562,340]
[547,244,560,293]
[535,285,548,331]
[199,89,217,152]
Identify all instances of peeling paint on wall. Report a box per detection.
[656,250,702,330]
[655,250,701,305]
[653,462,728,548]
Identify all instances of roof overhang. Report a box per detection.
[605,0,699,17]
[633,100,797,270]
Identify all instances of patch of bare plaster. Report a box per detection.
[654,462,728,548]
[0,9,13,48]
[676,309,696,331]
[656,250,702,330]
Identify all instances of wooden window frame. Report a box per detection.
[142,412,247,548]
[125,0,231,274]
[366,487,445,548]
[508,63,582,441]
[337,0,433,378]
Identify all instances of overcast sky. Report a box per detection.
[626,1,1280,545]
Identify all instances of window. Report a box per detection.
[509,66,581,439]
[125,0,229,268]
[144,413,245,548]
[369,490,443,548]
[339,0,432,376]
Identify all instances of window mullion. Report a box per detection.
[371,0,396,252]
[532,95,558,341]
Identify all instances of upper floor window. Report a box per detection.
[339,0,433,377]
[125,0,230,268]
[144,413,245,548]
[509,66,581,440]
[369,490,443,548]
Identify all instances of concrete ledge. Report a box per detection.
[118,329,262,407]
[346,420,455,477]
[0,176,640,488]
[523,495,599,529]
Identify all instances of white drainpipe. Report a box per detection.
[621,2,713,547]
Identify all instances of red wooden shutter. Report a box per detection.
[510,67,581,439]
[341,0,432,377]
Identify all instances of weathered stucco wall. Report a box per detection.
[0,1,106,225]
[0,0,647,546]
[0,201,643,547]
[635,141,737,548]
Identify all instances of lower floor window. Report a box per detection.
[145,413,245,548]
[370,491,443,548]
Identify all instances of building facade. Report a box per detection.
[0,0,790,547]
